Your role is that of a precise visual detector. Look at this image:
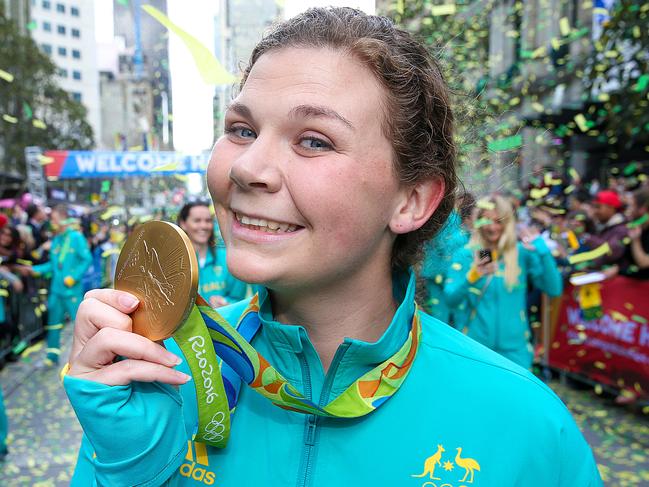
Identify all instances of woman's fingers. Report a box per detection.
[70,289,139,361]
[81,359,191,386]
[83,288,140,313]
[73,327,179,369]
[69,327,187,385]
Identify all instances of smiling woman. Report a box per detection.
[63,7,602,487]
[177,201,249,308]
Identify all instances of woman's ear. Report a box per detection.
[389,177,445,235]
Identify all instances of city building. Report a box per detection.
[28,0,101,141]
[213,0,279,134]
[111,0,172,150]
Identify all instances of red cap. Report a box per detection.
[0,214,7,229]
[594,190,622,209]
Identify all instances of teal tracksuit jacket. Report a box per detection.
[64,271,599,487]
[32,227,92,299]
[33,226,92,361]
[198,247,249,305]
[443,237,563,368]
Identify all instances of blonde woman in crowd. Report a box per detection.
[444,194,563,368]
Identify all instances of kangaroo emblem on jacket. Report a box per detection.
[412,444,481,486]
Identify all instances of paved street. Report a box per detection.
[1,327,648,486]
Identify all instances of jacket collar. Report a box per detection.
[253,270,416,384]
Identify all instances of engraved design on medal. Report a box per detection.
[119,236,188,335]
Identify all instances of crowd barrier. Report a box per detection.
[0,247,110,365]
[0,276,49,364]
[542,276,649,401]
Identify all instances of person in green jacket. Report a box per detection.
[24,205,92,365]
[178,202,249,308]
[444,195,563,369]
[62,8,601,487]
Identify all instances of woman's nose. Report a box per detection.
[229,138,282,193]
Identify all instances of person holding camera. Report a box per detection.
[444,195,563,369]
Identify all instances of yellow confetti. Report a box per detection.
[39,155,55,165]
[594,361,606,370]
[594,384,603,395]
[476,199,495,210]
[143,5,238,85]
[32,119,47,129]
[0,68,14,82]
[532,102,544,112]
[559,17,571,36]
[2,114,18,124]
[574,113,589,132]
[152,162,179,171]
[101,248,121,258]
[532,45,547,58]
[431,3,456,16]
[610,310,628,322]
[530,187,550,199]
[100,206,121,221]
[568,243,611,264]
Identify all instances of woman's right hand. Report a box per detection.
[67,289,191,386]
[473,254,497,277]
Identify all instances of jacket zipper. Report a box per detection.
[297,342,351,487]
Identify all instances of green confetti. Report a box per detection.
[474,218,494,228]
[22,102,32,119]
[634,74,649,92]
[627,214,648,228]
[487,134,522,152]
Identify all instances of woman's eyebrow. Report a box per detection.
[289,104,355,130]
[226,102,254,121]
[226,102,354,130]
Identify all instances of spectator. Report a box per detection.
[19,205,92,366]
[582,190,628,268]
[177,201,249,308]
[444,195,563,369]
[26,204,48,249]
[621,188,649,279]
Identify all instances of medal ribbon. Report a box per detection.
[192,293,422,418]
[173,305,230,448]
[176,293,421,447]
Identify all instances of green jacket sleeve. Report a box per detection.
[525,238,563,297]
[31,260,52,277]
[64,376,189,486]
[443,248,476,307]
[66,232,92,283]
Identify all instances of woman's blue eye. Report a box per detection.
[226,125,256,138]
[299,137,331,150]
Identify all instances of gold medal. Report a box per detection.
[114,221,198,341]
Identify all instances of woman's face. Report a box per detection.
[207,47,407,292]
[479,209,504,246]
[0,227,13,247]
[180,205,214,246]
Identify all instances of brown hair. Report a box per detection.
[634,187,649,211]
[241,7,457,270]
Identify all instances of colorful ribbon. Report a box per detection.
[179,294,422,447]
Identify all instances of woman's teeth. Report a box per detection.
[235,213,298,233]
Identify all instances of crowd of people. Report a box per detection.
[420,170,649,370]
